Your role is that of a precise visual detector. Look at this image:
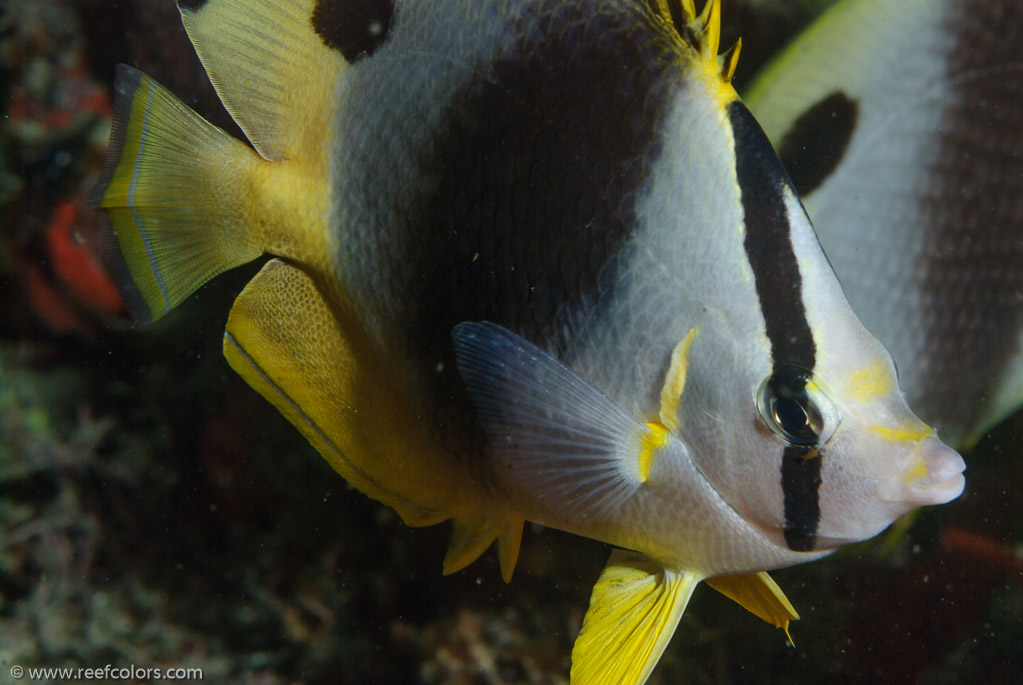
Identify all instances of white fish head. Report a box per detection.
[667,193,965,556]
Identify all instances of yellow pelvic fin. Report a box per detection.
[444,518,524,583]
[91,66,264,322]
[224,258,455,529]
[571,550,702,685]
[659,326,699,433]
[178,0,346,165]
[706,571,799,644]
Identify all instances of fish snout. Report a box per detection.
[880,436,966,506]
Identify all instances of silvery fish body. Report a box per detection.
[93,0,968,681]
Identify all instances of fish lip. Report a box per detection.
[878,436,966,506]
[900,472,966,507]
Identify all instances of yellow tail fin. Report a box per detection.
[91,65,263,322]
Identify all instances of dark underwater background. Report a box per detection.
[2,0,1020,682]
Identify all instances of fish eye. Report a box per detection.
[756,367,840,447]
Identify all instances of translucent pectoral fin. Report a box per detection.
[452,322,683,526]
[706,571,799,643]
[571,550,702,685]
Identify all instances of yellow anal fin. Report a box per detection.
[571,549,702,685]
[178,0,346,167]
[223,258,448,529]
[444,518,524,583]
[444,518,498,578]
[706,571,799,643]
[497,520,524,583]
[92,65,263,322]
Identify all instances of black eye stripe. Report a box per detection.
[729,100,816,373]
[729,100,823,552]
[781,446,822,552]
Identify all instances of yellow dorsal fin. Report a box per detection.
[177,0,346,164]
[705,571,800,644]
[650,0,741,82]
[571,550,702,684]
[719,37,743,83]
[648,0,695,29]
[696,0,722,59]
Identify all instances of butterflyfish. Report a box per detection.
[746,0,1023,452]
[93,1,968,682]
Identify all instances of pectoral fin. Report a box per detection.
[452,322,687,526]
[571,549,701,685]
[706,571,799,643]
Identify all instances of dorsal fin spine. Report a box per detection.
[653,0,740,82]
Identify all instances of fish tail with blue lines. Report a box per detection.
[91,64,263,323]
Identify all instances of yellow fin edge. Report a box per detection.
[651,0,740,83]
[706,571,799,644]
[443,518,524,582]
[572,550,702,684]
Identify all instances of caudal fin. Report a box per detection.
[91,65,263,322]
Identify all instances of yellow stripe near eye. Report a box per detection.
[868,422,932,443]
[848,360,894,403]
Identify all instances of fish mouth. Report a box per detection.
[880,436,966,506]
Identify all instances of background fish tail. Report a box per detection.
[91,65,264,322]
